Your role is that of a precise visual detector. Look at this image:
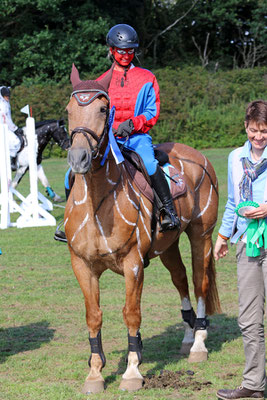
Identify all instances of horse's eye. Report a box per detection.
[100,107,107,114]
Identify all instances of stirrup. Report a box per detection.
[54,230,67,243]
[159,208,181,232]
[54,220,67,243]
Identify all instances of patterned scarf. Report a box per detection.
[239,157,267,201]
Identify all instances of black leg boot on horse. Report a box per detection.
[150,165,181,232]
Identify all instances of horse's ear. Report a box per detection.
[70,63,81,88]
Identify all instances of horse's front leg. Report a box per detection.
[120,259,144,392]
[70,252,105,394]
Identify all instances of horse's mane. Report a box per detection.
[35,119,58,129]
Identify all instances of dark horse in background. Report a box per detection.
[64,64,221,394]
[12,119,70,202]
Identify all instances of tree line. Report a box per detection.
[10,65,267,154]
[1,0,266,86]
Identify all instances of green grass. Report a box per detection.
[0,149,264,400]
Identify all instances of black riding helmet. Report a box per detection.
[106,24,139,49]
[1,86,11,98]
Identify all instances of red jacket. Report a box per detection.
[97,64,160,133]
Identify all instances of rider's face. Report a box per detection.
[3,96,10,102]
[111,47,135,67]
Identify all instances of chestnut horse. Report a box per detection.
[64,65,220,394]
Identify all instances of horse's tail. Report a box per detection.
[205,247,221,315]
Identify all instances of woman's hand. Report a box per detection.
[244,203,267,219]
[214,235,229,261]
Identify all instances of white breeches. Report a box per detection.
[8,129,20,157]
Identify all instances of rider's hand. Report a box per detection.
[117,119,134,138]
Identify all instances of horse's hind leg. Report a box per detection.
[160,240,196,355]
[37,164,63,202]
[187,229,220,363]
[11,165,28,188]
[70,252,105,394]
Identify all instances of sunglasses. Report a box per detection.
[116,49,135,55]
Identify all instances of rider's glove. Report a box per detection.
[117,119,134,138]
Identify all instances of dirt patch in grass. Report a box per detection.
[144,369,212,390]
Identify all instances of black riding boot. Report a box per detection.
[10,156,17,171]
[150,165,181,232]
[54,189,70,243]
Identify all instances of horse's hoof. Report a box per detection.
[53,195,64,203]
[188,350,208,363]
[82,379,105,394]
[179,342,193,355]
[119,378,144,392]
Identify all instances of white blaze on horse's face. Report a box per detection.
[66,96,109,174]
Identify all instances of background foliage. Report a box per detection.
[0,0,266,86]
[10,65,267,155]
[1,0,266,155]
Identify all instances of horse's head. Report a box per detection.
[67,64,110,174]
[51,119,71,150]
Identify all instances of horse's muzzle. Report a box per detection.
[67,147,92,174]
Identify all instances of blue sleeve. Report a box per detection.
[218,151,237,238]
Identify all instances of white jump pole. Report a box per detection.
[16,114,56,228]
[26,116,39,223]
[0,121,11,229]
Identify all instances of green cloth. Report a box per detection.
[246,219,267,257]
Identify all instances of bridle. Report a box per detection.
[70,126,108,159]
[70,89,110,160]
[54,123,70,149]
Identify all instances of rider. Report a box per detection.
[0,86,24,170]
[97,23,180,232]
[54,24,180,243]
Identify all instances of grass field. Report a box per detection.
[1,149,265,400]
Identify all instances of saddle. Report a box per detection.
[121,146,187,203]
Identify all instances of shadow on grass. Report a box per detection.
[0,320,55,363]
[105,313,240,384]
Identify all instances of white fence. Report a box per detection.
[0,117,56,229]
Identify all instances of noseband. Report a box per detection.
[70,89,110,160]
[70,126,108,159]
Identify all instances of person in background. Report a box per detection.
[215,100,267,400]
[0,86,24,170]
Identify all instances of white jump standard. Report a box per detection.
[0,113,56,229]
